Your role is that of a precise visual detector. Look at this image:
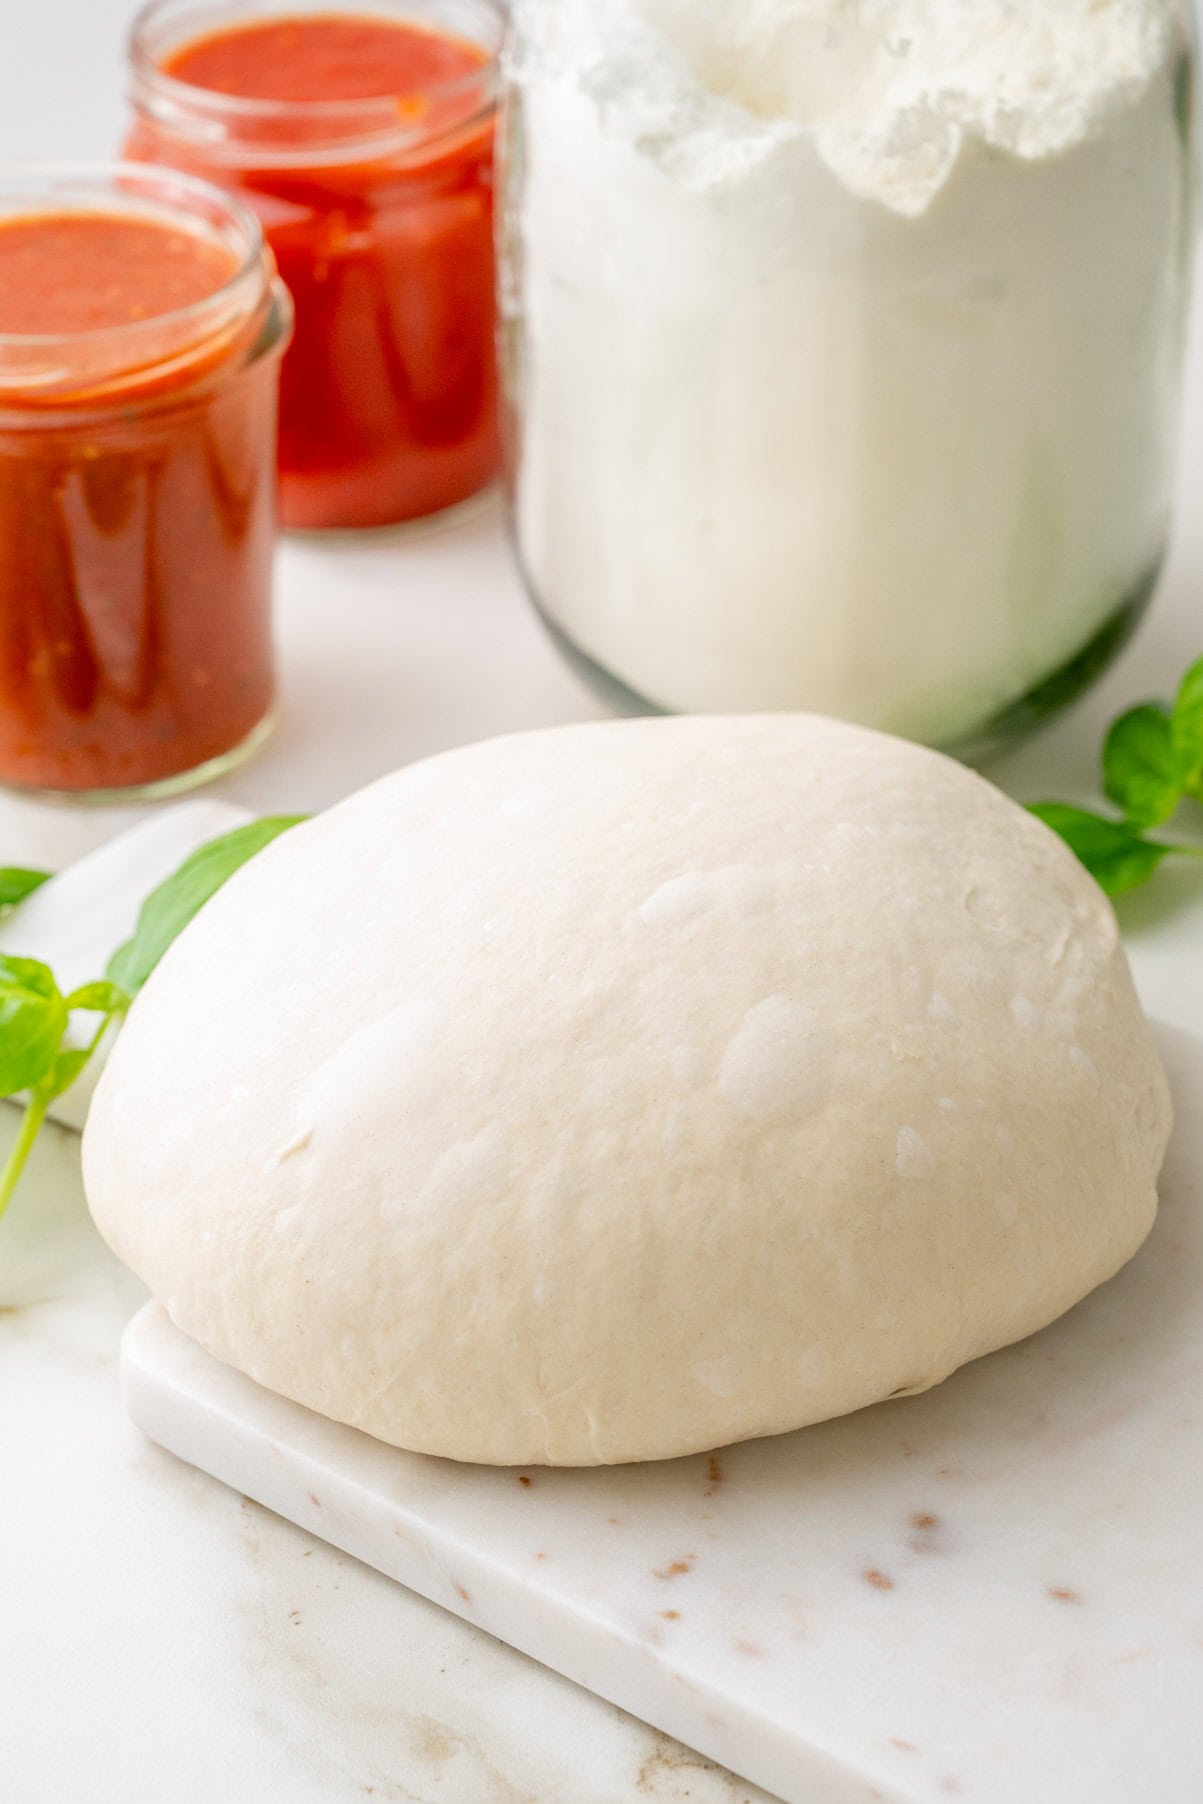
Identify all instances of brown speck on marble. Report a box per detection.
[707,1455,723,1488]
[636,1742,732,1792]
[518,1474,532,1487]
[659,1609,680,1621]
[909,1510,943,1553]
[454,1583,471,1603]
[535,1551,547,1561]
[412,1718,458,1766]
[306,1492,320,1509]
[653,1556,697,1580]
[864,1568,894,1591]
[889,1738,917,1752]
[607,1515,620,1525]
[0,1298,61,1320]
[734,1638,766,1659]
[1049,1586,1081,1604]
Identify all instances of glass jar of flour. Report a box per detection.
[499,1,1196,753]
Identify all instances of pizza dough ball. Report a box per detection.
[84,716,1171,1465]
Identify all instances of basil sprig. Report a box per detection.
[0,816,303,1230]
[1030,654,1203,896]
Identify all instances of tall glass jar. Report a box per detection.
[0,162,290,800]
[126,0,505,532]
[500,1,1197,754]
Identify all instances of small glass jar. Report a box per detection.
[126,0,505,532]
[500,0,1197,754]
[0,161,290,801]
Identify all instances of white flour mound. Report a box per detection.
[513,0,1178,215]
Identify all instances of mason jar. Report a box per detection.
[127,0,504,531]
[0,162,290,800]
[500,0,1197,754]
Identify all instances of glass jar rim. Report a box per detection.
[0,159,268,349]
[128,0,506,164]
[0,159,278,401]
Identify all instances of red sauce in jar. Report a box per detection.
[0,213,238,333]
[130,8,501,530]
[162,14,483,103]
[0,191,288,796]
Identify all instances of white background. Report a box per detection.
[2,6,1203,1803]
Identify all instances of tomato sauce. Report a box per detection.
[0,213,238,334]
[0,189,288,796]
[129,8,501,530]
[162,14,482,103]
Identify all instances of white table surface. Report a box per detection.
[4,10,1203,1802]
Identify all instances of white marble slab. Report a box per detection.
[121,1024,1203,1804]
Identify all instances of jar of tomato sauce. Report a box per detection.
[125,0,504,532]
[0,163,290,801]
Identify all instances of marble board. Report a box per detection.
[121,1024,1203,1804]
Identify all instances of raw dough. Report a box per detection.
[83,716,1171,1465]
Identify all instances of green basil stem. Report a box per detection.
[0,1004,124,1229]
[0,1087,50,1226]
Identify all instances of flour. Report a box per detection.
[510,0,1177,210]
[504,0,1191,742]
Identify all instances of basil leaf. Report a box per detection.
[1102,703,1185,827]
[106,816,305,995]
[1027,804,1181,897]
[0,868,52,911]
[65,981,130,1015]
[0,954,58,996]
[47,1047,92,1101]
[1173,654,1203,795]
[0,955,67,1096]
